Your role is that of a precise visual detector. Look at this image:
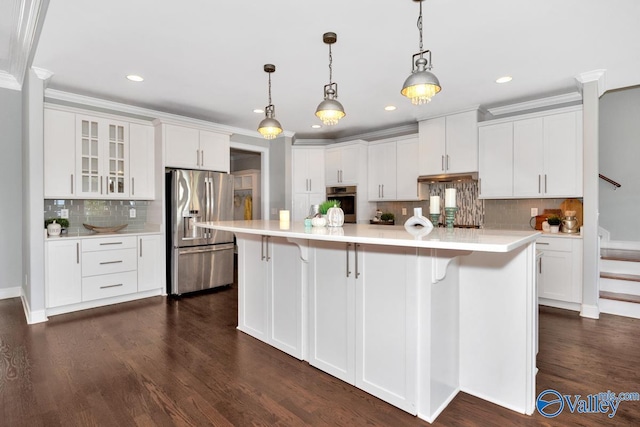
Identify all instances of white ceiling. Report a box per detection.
[5,1,640,140]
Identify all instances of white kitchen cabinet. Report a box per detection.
[45,239,82,308]
[44,106,156,200]
[75,114,129,198]
[162,123,230,172]
[137,234,164,292]
[367,141,397,201]
[309,240,417,413]
[325,141,367,186]
[292,147,325,194]
[419,110,480,176]
[395,137,420,200]
[479,107,583,199]
[478,122,513,198]
[44,108,77,198]
[237,234,305,359]
[537,236,583,308]
[129,123,155,199]
[292,147,325,221]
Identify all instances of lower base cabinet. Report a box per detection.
[46,239,82,308]
[308,240,417,414]
[237,234,305,359]
[537,236,583,307]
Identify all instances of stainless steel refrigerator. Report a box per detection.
[166,169,234,295]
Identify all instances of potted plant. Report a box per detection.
[380,212,395,224]
[45,218,70,233]
[546,215,561,233]
[319,200,340,216]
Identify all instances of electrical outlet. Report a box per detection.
[531,208,538,217]
[60,209,69,219]
[402,207,407,215]
[129,208,136,218]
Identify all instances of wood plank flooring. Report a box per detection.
[2,286,640,426]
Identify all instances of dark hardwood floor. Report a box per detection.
[2,284,640,426]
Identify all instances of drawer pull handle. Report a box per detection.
[100,242,123,245]
[99,260,123,265]
[537,242,550,245]
[100,283,123,289]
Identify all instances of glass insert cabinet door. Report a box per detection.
[75,115,129,197]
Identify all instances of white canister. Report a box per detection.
[47,220,62,237]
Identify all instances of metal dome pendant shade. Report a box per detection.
[257,64,283,140]
[316,32,345,126]
[401,0,441,105]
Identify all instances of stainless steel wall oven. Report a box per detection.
[326,185,357,223]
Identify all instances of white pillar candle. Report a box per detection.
[279,210,290,222]
[445,188,456,207]
[429,196,440,214]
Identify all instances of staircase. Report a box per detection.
[599,247,640,318]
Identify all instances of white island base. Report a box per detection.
[197,221,538,423]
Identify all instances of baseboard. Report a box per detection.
[538,298,581,312]
[580,303,600,319]
[21,294,48,324]
[599,298,640,319]
[0,286,21,300]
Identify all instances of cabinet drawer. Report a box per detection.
[82,271,138,302]
[82,236,137,252]
[537,237,572,252]
[82,248,137,276]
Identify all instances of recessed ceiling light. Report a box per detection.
[384,105,397,111]
[126,74,144,82]
[496,76,513,84]
[253,108,264,114]
[311,124,322,129]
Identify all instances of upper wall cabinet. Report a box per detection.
[159,122,230,172]
[418,110,481,176]
[325,141,367,186]
[478,106,583,199]
[367,135,419,202]
[44,106,156,200]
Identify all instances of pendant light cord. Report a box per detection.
[267,72,272,105]
[417,0,424,58]
[328,43,333,85]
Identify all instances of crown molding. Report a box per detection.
[0,72,21,90]
[415,105,487,122]
[575,69,607,97]
[486,92,583,117]
[44,88,293,138]
[7,0,47,89]
[32,66,53,81]
[338,123,418,143]
[292,139,335,146]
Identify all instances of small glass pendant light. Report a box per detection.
[401,0,441,105]
[257,64,283,140]
[316,32,346,126]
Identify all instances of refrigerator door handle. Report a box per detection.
[179,244,234,255]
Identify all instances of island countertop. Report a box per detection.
[196,220,540,253]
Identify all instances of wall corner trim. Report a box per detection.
[575,70,607,97]
[21,294,48,324]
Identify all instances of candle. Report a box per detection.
[429,196,440,214]
[445,188,456,207]
[279,210,290,222]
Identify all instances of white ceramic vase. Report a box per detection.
[311,216,327,227]
[326,206,344,227]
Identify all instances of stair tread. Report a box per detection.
[601,248,640,262]
[600,291,640,304]
[600,272,640,282]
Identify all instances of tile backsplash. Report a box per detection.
[483,198,569,230]
[44,199,150,234]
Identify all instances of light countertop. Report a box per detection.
[45,229,162,240]
[196,220,540,253]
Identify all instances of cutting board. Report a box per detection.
[559,198,583,227]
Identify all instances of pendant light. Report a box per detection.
[401,0,441,105]
[257,64,283,140]
[316,32,345,126]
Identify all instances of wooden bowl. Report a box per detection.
[83,224,128,233]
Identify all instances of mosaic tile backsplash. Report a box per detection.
[44,199,150,234]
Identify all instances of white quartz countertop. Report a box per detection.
[196,220,541,253]
[45,230,162,241]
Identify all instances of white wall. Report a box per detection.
[599,86,640,241]
[0,87,23,297]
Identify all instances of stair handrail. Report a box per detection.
[599,173,621,190]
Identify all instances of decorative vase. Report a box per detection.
[326,206,344,227]
[311,216,327,227]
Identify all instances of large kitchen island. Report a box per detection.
[196,220,540,423]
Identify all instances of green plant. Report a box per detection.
[380,213,395,222]
[546,215,561,226]
[45,218,70,229]
[319,200,340,215]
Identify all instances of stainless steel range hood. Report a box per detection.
[417,172,478,183]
